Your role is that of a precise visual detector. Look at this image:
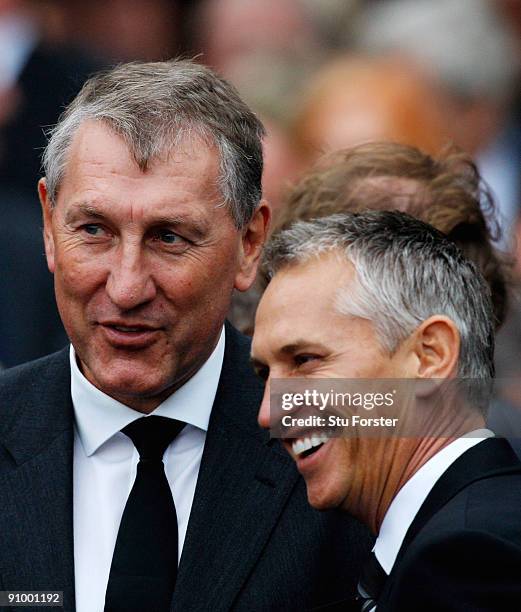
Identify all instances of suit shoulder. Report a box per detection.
[396,470,521,576]
[224,323,252,360]
[223,323,262,389]
[0,349,69,385]
[0,349,70,416]
[461,471,521,539]
[387,477,521,610]
[387,525,521,611]
[397,471,521,568]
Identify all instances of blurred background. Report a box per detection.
[1,0,521,409]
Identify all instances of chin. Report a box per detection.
[102,380,159,400]
[90,365,173,402]
[306,483,343,511]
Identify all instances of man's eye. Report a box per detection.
[82,224,105,236]
[294,354,319,367]
[154,229,185,245]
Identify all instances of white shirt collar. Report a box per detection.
[374,429,494,574]
[71,327,225,457]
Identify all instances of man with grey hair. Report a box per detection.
[252,211,521,610]
[0,60,369,611]
[355,0,521,247]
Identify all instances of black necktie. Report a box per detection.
[356,552,387,611]
[104,416,185,612]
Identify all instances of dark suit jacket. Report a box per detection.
[378,438,521,611]
[0,324,371,611]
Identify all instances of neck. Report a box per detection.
[345,437,452,534]
[343,387,487,533]
[345,423,485,534]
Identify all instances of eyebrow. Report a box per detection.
[65,204,106,224]
[279,341,327,355]
[149,214,209,239]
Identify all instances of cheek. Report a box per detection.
[159,257,237,304]
[159,271,198,303]
[56,264,100,297]
[54,251,106,308]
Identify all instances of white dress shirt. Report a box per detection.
[72,328,225,612]
[374,429,494,575]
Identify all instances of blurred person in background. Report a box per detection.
[355,0,521,248]
[291,55,452,165]
[228,53,456,334]
[0,0,99,196]
[188,0,368,214]
[57,0,180,63]
[192,0,321,78]
[486,0,521,408]
[354,0,521,410]
[0,190,67,369]
[228,143,510,350]
[225,53,310,218]
[275,142,508,332]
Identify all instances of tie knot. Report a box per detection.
[122,416,185,462]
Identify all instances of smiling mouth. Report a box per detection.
[291,433,330,458]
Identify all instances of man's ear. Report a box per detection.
[234,200,271,291]
[38,177,56,273]
[411,315,460,379]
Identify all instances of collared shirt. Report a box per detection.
[72,328,225,612]
[374,429,494,576]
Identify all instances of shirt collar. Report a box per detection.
[374,429,494,574]
[71,327,225,457]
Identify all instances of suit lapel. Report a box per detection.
[398,438,520,559]
[381,437,521,602]
[173,325,300,611]
[0,349,76,611]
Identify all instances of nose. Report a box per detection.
[106,242,157,310]
[257,379,271,430]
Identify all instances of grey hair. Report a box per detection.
[42,59,265,228]
[264,211,495,384]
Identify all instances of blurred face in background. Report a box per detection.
[293,56,451,162]
[57,0,179,62]
[197,0,316,75]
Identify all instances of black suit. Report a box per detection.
[0,325,370,611]
[378,438,521,611]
